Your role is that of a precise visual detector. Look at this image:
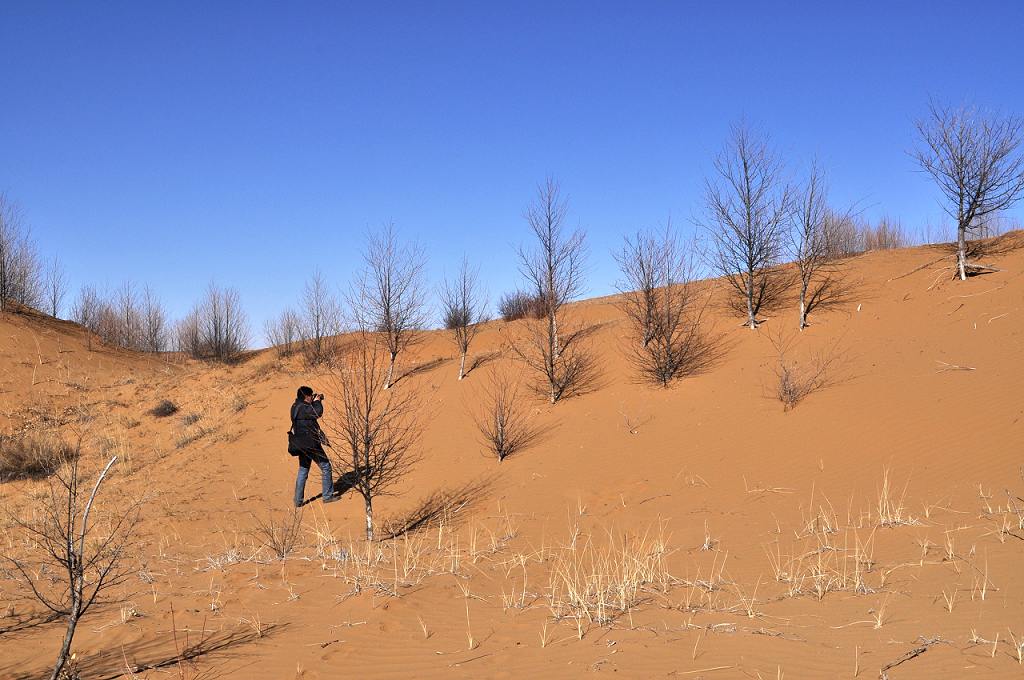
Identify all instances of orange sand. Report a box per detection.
[2,239,1023,679]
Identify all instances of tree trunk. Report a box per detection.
[384,353,396,389]
[799,284,808,330]
[50,608,79,680]
[746,279,758,329]
[458,352,466,380]
[956,222,968,281]
[364,497,374,541]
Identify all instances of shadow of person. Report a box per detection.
[299,467,372,506]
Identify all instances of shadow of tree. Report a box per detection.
[0,609,60,638]
[463,350,502,378]
[804,273,862,319]
[3,621,285,680]
[380,475,496,540]
[392,356,451,385]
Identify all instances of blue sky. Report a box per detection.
[2,2,1023,340]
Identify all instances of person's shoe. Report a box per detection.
[323,494,340,504]
[294,499,304,508]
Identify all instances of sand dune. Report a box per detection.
[2,239,1024,679]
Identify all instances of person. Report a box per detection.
[291,385,339,507]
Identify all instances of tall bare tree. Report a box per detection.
[351,224,429,388]
[265,307,302,356]
[4,451,140,680]
[439,256,489,380]
[0,194,11,312]
[174,308,203,357]
[140,286,168,352]
[44,255,68,318]
[301,269,343,365]
[0,194,42,311]
[615,224,711,386]
[703,122,791,329]
[913,101,1024,280]
[325,334,422,540]
[115,280,140,349]
[790,163,835,330]
[513,178,591,403]
[72,285,101,350]
[197,282,250,361]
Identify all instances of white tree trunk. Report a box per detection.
[364,497,374,541]
[956,223,969,281]
[384,354,396,389]
[799,286,808,330]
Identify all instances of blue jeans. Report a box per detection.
[295,451,334,504]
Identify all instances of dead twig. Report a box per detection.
[935,361,975,372]
[887,255,950,282]
[878,637,943,679]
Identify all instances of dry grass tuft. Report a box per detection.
[0,433,78,482]
[546,522,675,638]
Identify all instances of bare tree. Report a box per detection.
[0,194,11,311]
[195,283,250,361]
[703,122,791,329]
[439,256,489,380]
[4,450,140,680]
[860,217,907,251]
[115,281,140,349]
[264,307,302,356]
[71,285,101,350]
[174,307,203,358]
[44,255,68,318]
[301,270,343,365]
[0,194,42,311]
[351,224,429,388]
[470,368,536,462]
[140,286,168,352]
[615,224,712,386]
[325,334,422,540]
[791,164,836,330]
[513,178,591,403]
[913,101,1024,280]
[822,211,862,259]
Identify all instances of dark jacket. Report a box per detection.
[290,400,327,454]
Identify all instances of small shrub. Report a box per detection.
[251,508,304,560]
[0,434,78,482]
[769,332,841,411]
[471,369,539,462]
[498,290,548,322]
[443,305,472,330]
[148,400,179,418]
[181,413,201,426]
[175,425,212,449]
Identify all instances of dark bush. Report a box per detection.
[443,305,472,330]
[148,399,179,418]
[497,290,548,322]
[0,434,78,483]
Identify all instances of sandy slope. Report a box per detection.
[2,239,1023,679]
